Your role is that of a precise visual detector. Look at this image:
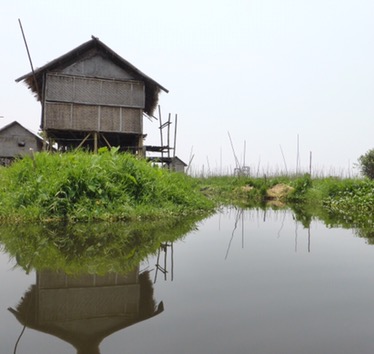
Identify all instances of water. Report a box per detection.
[1,208,374,354]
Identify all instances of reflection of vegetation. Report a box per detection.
[200,175,374,243]
[285,202,374,245]
[288,204,313,228]
[355,228,374,245]
[0,215,205,274]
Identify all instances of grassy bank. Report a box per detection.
[1,150,373,225]
[0,149,213,223]
[197,174,374,225]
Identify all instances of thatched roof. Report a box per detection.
[15,36,168,115]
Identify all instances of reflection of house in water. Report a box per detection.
[8,267,163,354]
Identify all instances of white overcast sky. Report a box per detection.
[1,0,374,176]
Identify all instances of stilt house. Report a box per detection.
[16,37,168,153]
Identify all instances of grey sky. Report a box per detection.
[1,0,374,176]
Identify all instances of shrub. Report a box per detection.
[358,149,374,179]
[0,149,213,222]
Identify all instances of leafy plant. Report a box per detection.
[358,149,374,179]
[0,149,214,223]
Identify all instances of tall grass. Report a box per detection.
[0,148,213,223]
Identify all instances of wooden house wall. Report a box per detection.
[44,102,142,133]
[172,161,186,173]
[62,54,135,81]
[42,54,146,137]
[0,123,42,159]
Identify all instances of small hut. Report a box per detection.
[0,121,43,165]
[16,37,168,153]
[148,155,187,172]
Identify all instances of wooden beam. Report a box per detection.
[101,134,112,149]
[75,132,91,150]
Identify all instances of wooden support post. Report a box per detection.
[42,131,47,151]
[94,132,98,153]
[138,135,144,156]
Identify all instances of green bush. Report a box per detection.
[0,149,213,222]
[358,149,374,179]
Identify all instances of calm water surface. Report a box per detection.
[1,208,374,354]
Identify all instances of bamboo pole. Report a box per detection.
[158,106,164,162]
[173,114,178,158]
[167,113,171,159]
[18,19,41,101]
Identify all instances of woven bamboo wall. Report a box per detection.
[45,74,144,107]
[45,103,142,133]
[43,74,144,134]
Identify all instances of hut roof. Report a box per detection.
[0,121,42,142]
[15,36,168,115]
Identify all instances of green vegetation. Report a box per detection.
[198,174,374,227]
[358,148,374,179]
[1,149,374,274]
[0,148,213,223]
[1,148,373,228]
[0,215,203,274]
[1,149,374,229]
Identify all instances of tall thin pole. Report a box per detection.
[18,19,41,100]
[158,106,164,162]
[309,151,312,175]
[173,114,178,158]
[167,113,171,159]
[296,134,300,175]
[279,145,288,175]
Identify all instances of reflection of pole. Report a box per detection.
[308,227,311,253]
[154,243,174,283]
[171,243,174,281]
[225,208,243,260]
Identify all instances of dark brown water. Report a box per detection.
[2,208,374,354]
